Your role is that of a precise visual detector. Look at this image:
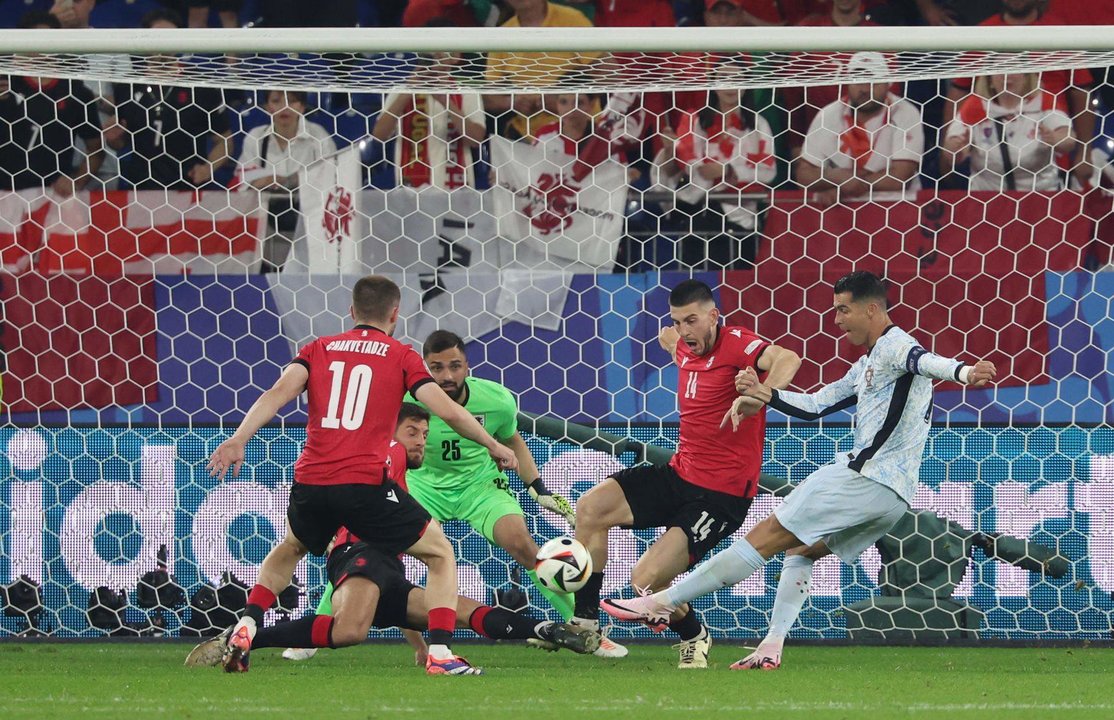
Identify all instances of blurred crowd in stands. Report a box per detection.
[1,0,1113,271]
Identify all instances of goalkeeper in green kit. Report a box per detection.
[288,329,627,659]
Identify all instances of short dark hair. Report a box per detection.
[423,329,466,357]
[669,279,715,307]
[352,275,401,323]
[141,8,183,28]
[397,402,430,426]
[19,11,62,29]
[833,271,888,307]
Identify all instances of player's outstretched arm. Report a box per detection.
[735,364,861,422]
[414,381,519,471]
[755,344,801,390]
[508,432,576,526]
[207,363,309,479]
[724,344,804,427]
[902,345,998,387]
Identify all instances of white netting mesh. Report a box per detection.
[0,27,1112,642]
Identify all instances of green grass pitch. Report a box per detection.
[1,642,1111,719]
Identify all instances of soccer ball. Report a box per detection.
[534,537,593,593]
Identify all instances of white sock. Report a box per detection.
[570,617,599,631]
[664,538,766,607]
[234,616,257,639]
[428,643,453,661]
[766,554,813,643]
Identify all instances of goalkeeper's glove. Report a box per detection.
[527,479,576,528]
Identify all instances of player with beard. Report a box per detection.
[572,279,800,668]
[795,51,924,208]
[403,331,631,656]
[602,272,997,672]
[187,403,599,670]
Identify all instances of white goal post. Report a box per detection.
[0,26,1112,93]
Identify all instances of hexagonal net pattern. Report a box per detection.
[0,28,1112,644]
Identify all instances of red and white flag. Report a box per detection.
[0,189,264,275]
[490,132,629,272]
[298,146,363,274]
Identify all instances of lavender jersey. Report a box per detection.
[768,325,965,503]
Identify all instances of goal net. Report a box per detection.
[0,26,1112,642]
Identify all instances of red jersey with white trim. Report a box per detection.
[669,325,769,498]
[333,442,409,547]
[291,325,434,486]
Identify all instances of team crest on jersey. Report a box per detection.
[704,354,716,369]
[864,365,875,389]
[473,415,486,426]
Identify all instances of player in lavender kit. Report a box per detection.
[206,275,517,676]
[572,279,801,668]
[602,271,997,669]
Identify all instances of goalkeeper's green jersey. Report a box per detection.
[408,376,518,491]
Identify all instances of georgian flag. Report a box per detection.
[0,189,264,274]
[297,145,362,274]
[489,135,629,272]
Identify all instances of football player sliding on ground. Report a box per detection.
[602,271,996,670]
[290,330,620,659]
[187,403,599,672]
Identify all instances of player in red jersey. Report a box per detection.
[188,403,598,669]
[206,275,517,676]
[571,279,801,668]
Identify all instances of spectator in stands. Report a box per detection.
[653,87,776,269]
[402,0,500,27]
[236,90,336,272]
[372,50,486,190]
[670,0,747,117]
[48,0,95,28]
[944,0,1095,184]
[781,0,880,154]
[500,91,641,271]
[942,73,1075,191]
[0,12,103,197]
[256,0,358,26]
[183,1,242,28]
[47,0,128,189]
[561,0,674,27]
[484,0,595,140]
[730,0,813,26]
[796,52,924,207]
[105,9,232,190]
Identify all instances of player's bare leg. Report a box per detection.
[571,477,633,658]
[491,514,575,621]
[603,514,803,626]
[404,521,480,674]
[222,528,309,672]
[732,541,828,671]
[632,528,711,669]
[325,578,379,647]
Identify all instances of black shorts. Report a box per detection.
[287,480,431,557]
[612,464,753,567]
[327,542,418,630]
